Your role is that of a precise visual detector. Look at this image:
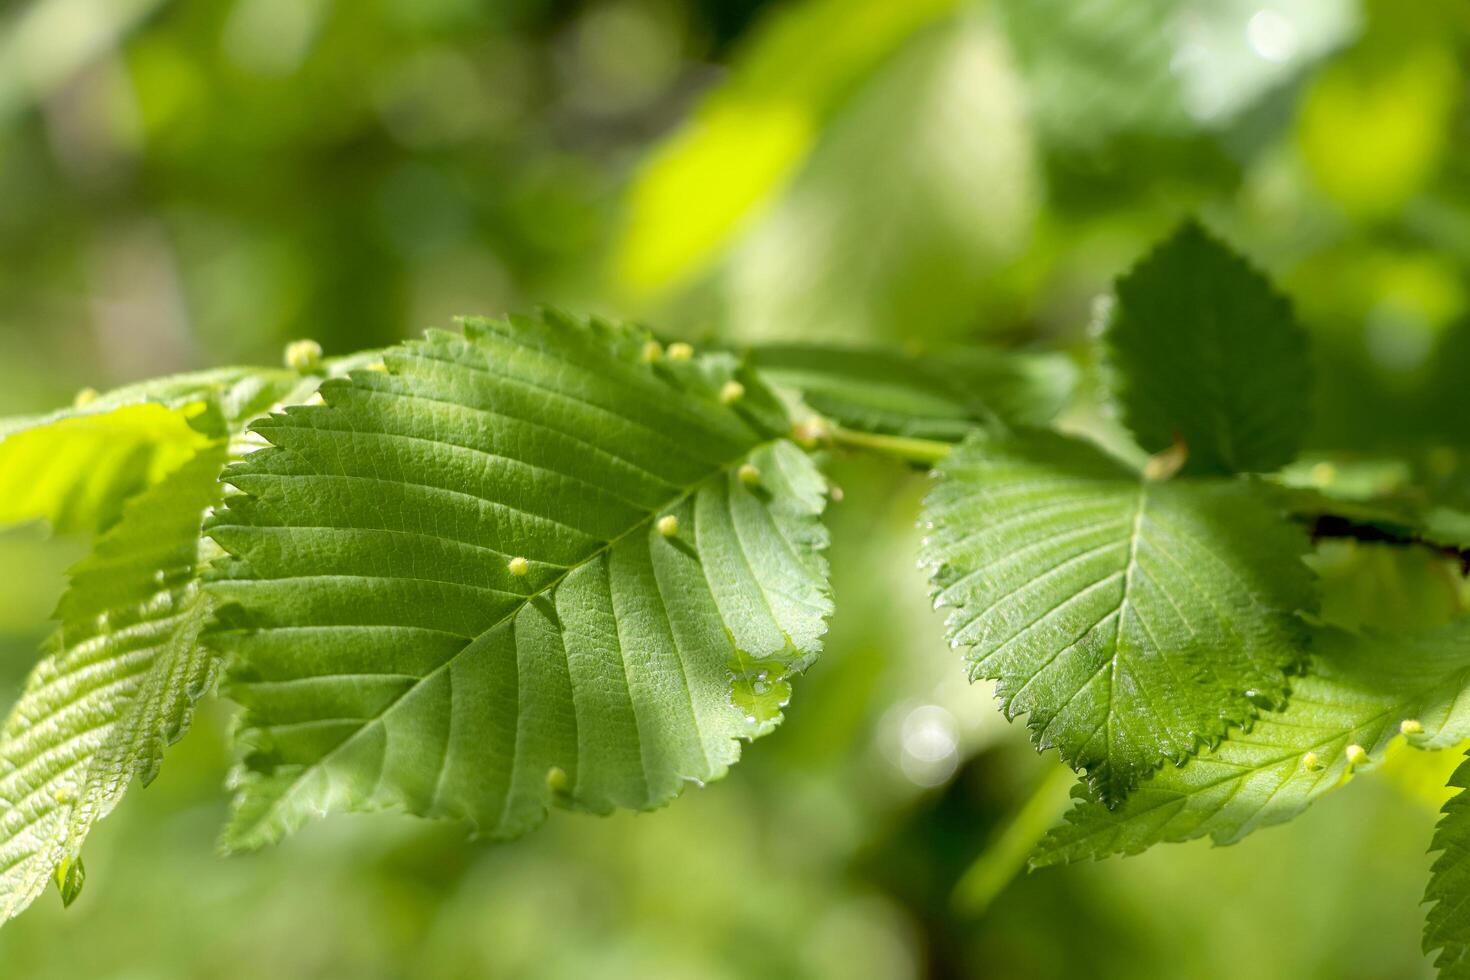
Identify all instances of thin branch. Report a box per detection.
[1303,513,1470,573]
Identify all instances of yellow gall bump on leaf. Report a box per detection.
[72,387,98,408]
[793,416,830,449]
[507,556,530,577]
[1400,718,1424,735]
[50,784,75,805]
[1345,744,1368,766]
[365,360,388,373]
[285,338,323,371]
[1302,751,1321,771]
[666,342,694,362]
[719,380,745,404]
[640,340,663,363]
[657,514,679,537]
[1310,461,1337,485]
[738,463,761,487]
[546,766,568,794]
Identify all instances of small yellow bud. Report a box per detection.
[1345,744,1368,766]
[546,766,568,793]
[1310,462,1336,486]
[1302,751,1322,771]
[656,514,679,537]
[285,339,323,371]
[666,342,694,362]
[793,416,830,449]
[719,380,746,404]
[1400,719,1424,736]
[365,360,388,373]
[72,387,98,408]
[640,340,663,363]
[738,463,761,487]
[507,556,530,577]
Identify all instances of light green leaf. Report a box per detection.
[921,429,1313,803]
[1427,753,1470,979]
[206,313,833,851]
[0,403,211,535]
[749,343,1076,441]
[1106,221,1312,476]
[0,365,315,535]
[1034,623,1470,866]
[0,442,228,921]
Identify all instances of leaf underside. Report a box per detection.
[0,443,227,921]
[921,429,1313,803]
[1035,623,1470,866]
[206,313,833,851]
[747,342,1076,441]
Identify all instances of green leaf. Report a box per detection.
[1426,509,1470,553]
[0,403,211,535]
[997,0,1190,146]
[748,343,1076,441]
[1106,221,1312,476]
[1034,623,1470,866]
[997,0,1360,147]
[0,366,314,535]
[0,442,228,921]
[205,313,833,850]
[920,429,1313,803]
[1427,753,1470,979]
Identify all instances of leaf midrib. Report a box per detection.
[227,431,790,841]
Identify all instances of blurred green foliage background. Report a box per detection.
[1,0,1468,975]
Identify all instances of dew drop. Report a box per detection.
[284,338,323,371]
[728,656,792,727]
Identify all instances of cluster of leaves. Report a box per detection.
[1,222,1468,974]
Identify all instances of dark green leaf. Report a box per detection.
[1106,221,1312,475]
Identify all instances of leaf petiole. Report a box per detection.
[827,426,952,466]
